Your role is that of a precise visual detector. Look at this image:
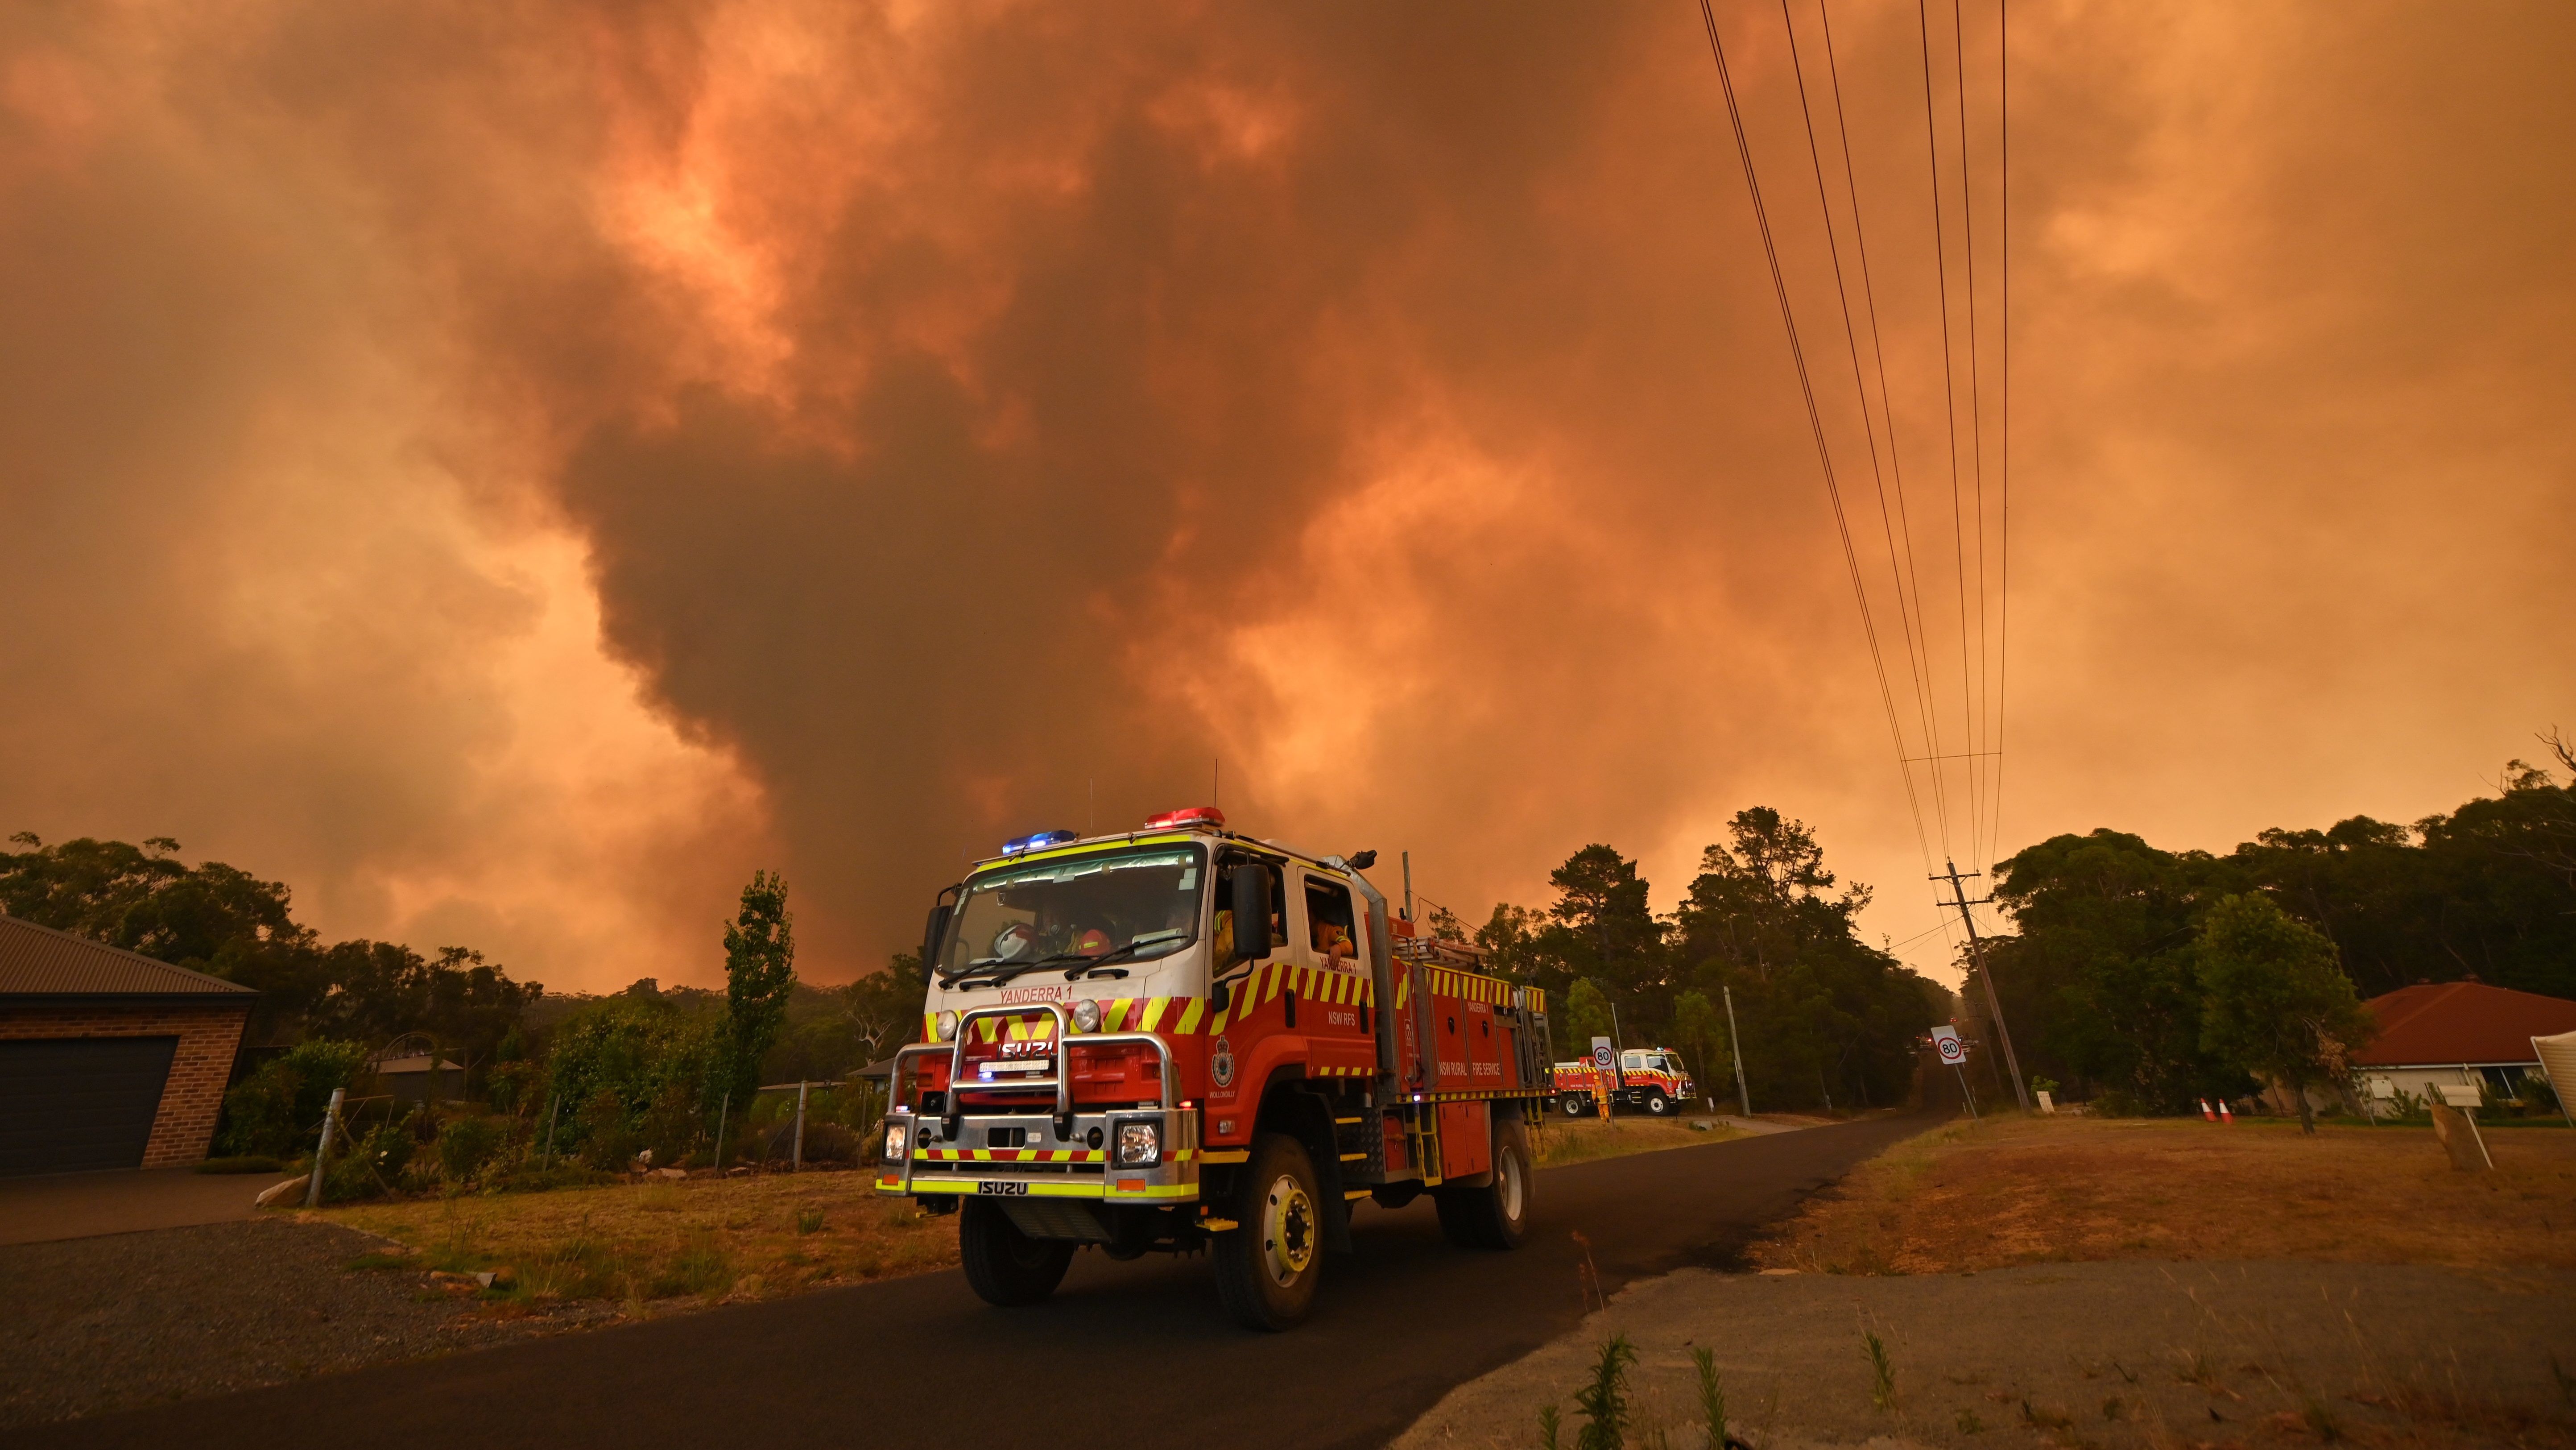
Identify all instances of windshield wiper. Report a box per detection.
[939,956,1054,990]
[942,931,1191,990]
[1060,930,1190,980]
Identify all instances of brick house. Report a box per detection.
[0,914,257,1174]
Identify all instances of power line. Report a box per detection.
[1695,0,1933,871]
[1778,0,1953,864]
[1948,0,1995,880]
[1815,0,1950,865]
[1993,0,2012,884]
[1913,0,1982,890]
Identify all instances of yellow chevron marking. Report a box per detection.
[1177,998,1205,1035]
[1143,998,1168,1032]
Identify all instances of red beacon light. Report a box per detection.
[1142,805,1226,831]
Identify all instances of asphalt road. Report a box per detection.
[26,1112,1935,1450]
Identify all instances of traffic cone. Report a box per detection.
[2219,1099,2234,1124]
[2200,1098,2216,1122]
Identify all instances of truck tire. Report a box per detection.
[1562,1094,1592,1117]
[1643,1089,1674,1117]
[1434,1117,1532,1250]
[1212,1132,1323,1331]
[959,1197,1074,1307]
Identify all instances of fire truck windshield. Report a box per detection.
[935,845,1205,986]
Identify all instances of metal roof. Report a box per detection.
[0,912,260,1000]
[2356,981,2576,1067]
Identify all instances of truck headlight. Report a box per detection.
[883,1122,909,1164]
[935,1010,959,1041]
[1071,998,1103,1033]
[1114,1118,1162,1167]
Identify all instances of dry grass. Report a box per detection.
[1530,1114,1743,1168]
[1752,1112,2576,1275]
[318,1170,956,1312]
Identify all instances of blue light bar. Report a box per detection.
[1001,829,1080,857]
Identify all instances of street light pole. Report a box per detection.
[1722,986,1752,1117]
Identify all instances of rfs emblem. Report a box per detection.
[1210,1036,1236,1090]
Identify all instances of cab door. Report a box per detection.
[1296,873,1374,1073]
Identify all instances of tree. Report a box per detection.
[1984,829,2245,1113]
[1545,845,1664,996]
[1476,904,1542,979]
[2196,892,2371,1135]
[1670,810,1929,1110]
[1671,990,1730,1103]
[1561,978,1615,1053]
[721,870,797,1102]
[0,834,540,1063]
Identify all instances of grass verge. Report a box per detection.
[1531,1114,1745,1168]
[318,1170,957,1313]
[1752,1110,2576,1274]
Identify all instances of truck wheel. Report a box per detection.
[1562,1094,1591,1117]
[1643,1090,1674,1117]
[958,1197,1074,1307]
[1435,1118,1532,1250]
[1212,1132,1322,1331]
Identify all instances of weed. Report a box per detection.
[1862,1328,1897,1412]
[635,1184,683,1213]
[2101,1396,2124,1421]
[1571,1231,1604,1315]
[1571,1333,1637,1450]
[2553,1355,2575,1409]
[1956,1409,1984,1434]
[1538,1404,1562,1450]
[2299,1395,2341,1442]
[795,1207,826,1235]
[1691,1347,1728,1450]
[650,1232,734,1300]
[2174,1348,2239,1397]
[2019,1399,2073,1431]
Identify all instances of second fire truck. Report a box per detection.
[881,806,1552,1330]
[1551,1048,1697,1117]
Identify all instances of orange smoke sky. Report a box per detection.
[3,2,2570,992]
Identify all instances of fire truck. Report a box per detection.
[880,807,1553,1330]
[1551,1048,1695,1118]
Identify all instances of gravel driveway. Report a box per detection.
[0,1218,612,1427]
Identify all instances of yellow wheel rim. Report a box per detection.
[1260,1173,1315,1286]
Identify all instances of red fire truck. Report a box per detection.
[1551,1048,1696,1118]
[880,807,1553,1330]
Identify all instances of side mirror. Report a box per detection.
[1232,865,1273,964]
[920,903,951,985]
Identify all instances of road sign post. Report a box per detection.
[1931,1025,1977,1120]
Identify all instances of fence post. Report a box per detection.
[304,1087,345,1209]
[714,1089,731,1172]
[792,1081,809,1172]
[541,1093,560,1169]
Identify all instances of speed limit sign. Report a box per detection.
[1931,1025,1966,1065]
[1591,1036,1618,1078]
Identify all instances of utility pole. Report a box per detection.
[1402,851,1413,922]
[1935,860,2031,1113]
[1722,986,1752,1116]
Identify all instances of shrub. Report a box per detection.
[438,1114,507,1183]
[545,997,724,1166]
[219,1039,370,1157]
[323,1110,419,1202]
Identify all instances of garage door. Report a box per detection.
[0,1037,178,1176]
